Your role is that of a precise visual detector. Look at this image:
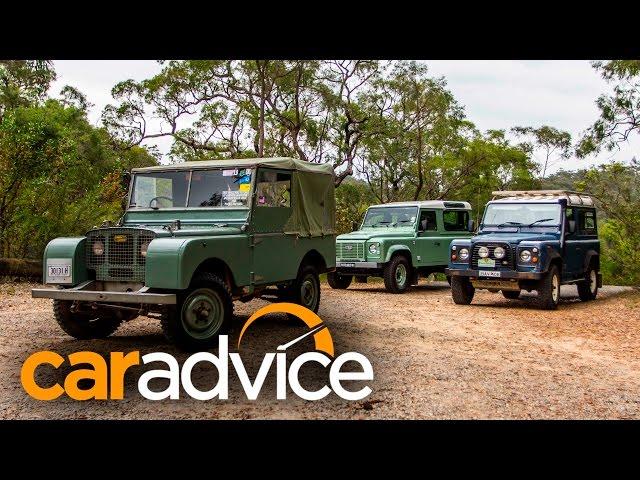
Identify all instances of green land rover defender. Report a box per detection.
[32,158,336,350]
[329,201,474,293]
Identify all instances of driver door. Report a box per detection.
[414,209,441,267]
[250,168,295,284]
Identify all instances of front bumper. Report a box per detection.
[336,261,380,269]
[32,280,176,305]
[335,261,382,276]
[445,268,544,280]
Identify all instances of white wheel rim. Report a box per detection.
[552,275,559,302]
[590,270,597,294]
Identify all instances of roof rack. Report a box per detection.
[491,190,595,206]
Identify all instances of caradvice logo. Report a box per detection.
[21,303,373,402]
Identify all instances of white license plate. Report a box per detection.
[477,258,496,268]
[338,262,356,268]
[478,270,501,278]
[47,259,72,283]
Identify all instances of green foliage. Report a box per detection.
[511,125,572,179]
[335,178,377,234]
[578,61,640,156]
[0,62,157,259]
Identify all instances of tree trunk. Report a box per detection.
[0,257,42,280]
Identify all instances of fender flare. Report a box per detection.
[583,250,600,271]
[384,245,412,264]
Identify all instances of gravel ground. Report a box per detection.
[1,280,639,419]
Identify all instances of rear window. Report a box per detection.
[443,210,469,231]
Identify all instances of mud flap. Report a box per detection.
[597,273,603,288]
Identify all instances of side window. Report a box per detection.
[256,170,291,207]
[579,209,597,236]
[419,210,437,231]
[443,210,469,231]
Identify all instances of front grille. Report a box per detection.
[108,233,134,265]
[336,242,365,261]
[85,227,155,282]
[471,242,515,271]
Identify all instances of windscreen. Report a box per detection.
[130,168,253,209]
[483,203,561,227]
[188,168,252,207]
[130,171,189,208]
[362,206,418,228]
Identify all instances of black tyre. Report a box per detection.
[289,265,321,313]
[327,272,353,289]
[577,264,599,302]
[161,272,233,351]
[502,290,521,300]
[536,265,561,310]
[53,300,122,339]
[383,255,411,293]
[451,276,475,305]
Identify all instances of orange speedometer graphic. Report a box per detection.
[237,303,334,357]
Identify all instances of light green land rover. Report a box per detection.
[329,201,474,293]
[32,158,336,350]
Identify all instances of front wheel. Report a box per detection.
[289,265,321,313]
[577,265,599,301]
[383,255,411,293]
[161,273,233,351]
[451,277,475,305]
[327,272,353,289]
[53,300,123,339]
[537,265,561,310]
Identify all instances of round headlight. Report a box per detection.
[368,243,379,254]
[140,241,150,257]
[494,246,506,259]
[478,246,489,258]
[520,249,531,262]
[92,241,104,256]
[459,248,469,261]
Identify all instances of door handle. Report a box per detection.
[434,241,441,246]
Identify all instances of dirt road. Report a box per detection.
[1,280,639,419]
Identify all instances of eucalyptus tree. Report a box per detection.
[578,60,640,157]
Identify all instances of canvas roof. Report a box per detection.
[132,157,334,176]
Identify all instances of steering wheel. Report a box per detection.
[148,196,173,208]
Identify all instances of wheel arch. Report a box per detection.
[299,249,328,274]
[384,245,413,265]
[584,250,600,271]
[192,257,236,291]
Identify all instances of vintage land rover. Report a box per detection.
[329,201,474,293]
[446,190,602,310]
[32,157,336,350]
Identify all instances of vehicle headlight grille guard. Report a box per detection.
[85,227,156,283]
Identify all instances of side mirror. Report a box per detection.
[468,219,476,232]
[352,221,359,231]
[568,220,576,234]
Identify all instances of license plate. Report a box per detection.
[478,270,501,278]
[338,262,356,268]
[47,259,72,283]
[477,258,495,268]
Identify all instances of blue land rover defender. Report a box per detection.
[445,190,602,310]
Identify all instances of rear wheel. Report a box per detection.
[502,290,521,300]
[451,277,475,305]
[161,272,232,351]
[327,272,353,289]
[289,265,321,313]
[577,264,598,301]
[383,255,411,293]
[537,265,560,310]
[53,300,122,339]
